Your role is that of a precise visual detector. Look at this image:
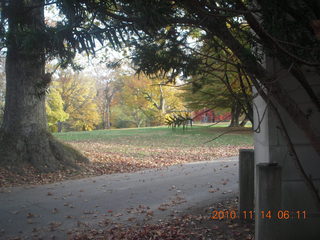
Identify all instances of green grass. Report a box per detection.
[54,124,253,148]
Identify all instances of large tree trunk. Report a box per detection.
[0,0,87,172]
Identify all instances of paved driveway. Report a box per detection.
[0,156,239,239]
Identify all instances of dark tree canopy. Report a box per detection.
[1,0,128,67]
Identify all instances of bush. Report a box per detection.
[49,124,58,133]
[114,120,136,128]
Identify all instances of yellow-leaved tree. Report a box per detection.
[113,74,186,127]
[52,71,100,131]
[46,88,69,132]
[142,76,186,125]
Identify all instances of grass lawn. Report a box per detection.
[54,124,253,147]
[0,124,253,187]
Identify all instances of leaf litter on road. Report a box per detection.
[70,198,254,240]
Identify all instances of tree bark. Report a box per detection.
[229,102,241,127]
[240,117,249,127]
[102,110,106,129]
[103,82,117,129]
[159,85,166,114]
[0,0,87,172]
[105,99,111,129]
[57,121,63,132]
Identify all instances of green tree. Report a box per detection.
[183,76,236,122]
[183,61,253,127]
[110,105,141,128]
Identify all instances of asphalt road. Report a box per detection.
[0,156,239,239]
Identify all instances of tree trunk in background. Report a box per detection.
[57,121,63,132]
[105,101,111,129]
[159,85,166,114]
[229,102,241,127]
[103,83,117,129]
[102,110,106,129]
[0,0,87,172]
[240,117,249,127]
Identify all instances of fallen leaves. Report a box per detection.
[49,222,62,231]
[52,208,58,214]
[27,213,36,218]
[71,198,254,240]
[157,206,167,211]
[146,210,154,217]
[0,141,252,188]
[208,188,220,193]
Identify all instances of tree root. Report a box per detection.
[0,130,88,173]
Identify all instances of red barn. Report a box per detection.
[192,109,231,123]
